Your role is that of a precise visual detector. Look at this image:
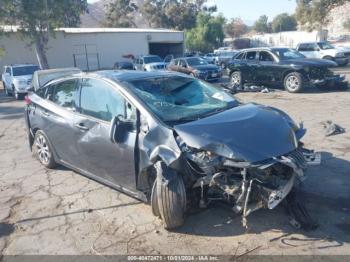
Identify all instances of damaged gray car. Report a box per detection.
[25,69,321,230]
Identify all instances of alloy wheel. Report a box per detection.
[286,75,300,91]
[230,72,241,87]
[35,134,51,165]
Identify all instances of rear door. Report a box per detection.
[242,51,259,83]
[74,77,137,191]
[40,78,83,167]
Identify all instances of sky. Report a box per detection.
[87,0,297,25]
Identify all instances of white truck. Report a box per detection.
[296,42,349,66]
[1,64,40,99]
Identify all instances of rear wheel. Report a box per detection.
[154,161,186,230]
[284,72,304,93]
[33,130,57,169]
[230,71,243,91]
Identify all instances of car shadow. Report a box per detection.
[176,152,350,248]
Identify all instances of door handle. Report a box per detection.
[42,110,50,117]
[74,122,89,131]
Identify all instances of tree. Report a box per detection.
[225,18,248,39]
[254,15,269,33]
[185,13,226,53]
[296,0,347,30]
[271,13,297,32]
[141,0,214,30]
[104,0,138,28]
[344,19,350,31]
[0,0,88,69]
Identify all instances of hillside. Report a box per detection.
[80,0,148,28]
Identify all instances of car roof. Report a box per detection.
[238,47,291,52]
[7,64,38,68]
[91,70,183,82]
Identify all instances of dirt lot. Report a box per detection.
[0,79,350,256]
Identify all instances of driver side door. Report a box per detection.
[75,77,138,191]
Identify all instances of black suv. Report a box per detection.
[227,47,347,93]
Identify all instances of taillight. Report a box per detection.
[24,95,32,105]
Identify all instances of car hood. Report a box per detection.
[281,58,337,67]
[13,75,32,81]
[174,103,298,163]
[190,64,219,71]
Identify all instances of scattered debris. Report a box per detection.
[321,121,346,137]
[221,83,272,94]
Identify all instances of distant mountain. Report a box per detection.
[80,0,149,28]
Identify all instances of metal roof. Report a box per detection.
[0,25,183,34]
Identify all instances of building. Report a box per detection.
[0,27,184,70]
[248,30,328,49]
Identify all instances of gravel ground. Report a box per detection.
[0,79,349,256]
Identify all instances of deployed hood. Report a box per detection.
[190,64,219,71]
[281,58,337,67]
[174,103,298,163]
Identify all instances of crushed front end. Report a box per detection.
[178,137,321,228]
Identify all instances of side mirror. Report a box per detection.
[110,115,132,144]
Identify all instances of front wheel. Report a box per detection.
[154,162,186,230]
[284,72,304,93]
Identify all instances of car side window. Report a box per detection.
[180,60,187,67]
[298,44,307,51]
[51,79,78,108]
[80,78,136,122]
[246,51,257,61]
[235,52,245,60]
[259,51,274,62]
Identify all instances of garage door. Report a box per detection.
[149,43,183,59]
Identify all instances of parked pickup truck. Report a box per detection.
[296,42,350,66]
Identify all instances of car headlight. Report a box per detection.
[335,52,345,57]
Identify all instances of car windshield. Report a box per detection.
[12,66,39,76]
[272,49,305,60]
[144,56,163,64]
[186,58,208,66]
[318,42,335,50]
[125,76,238,124]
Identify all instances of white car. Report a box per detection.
[296,42,349,66]
[2,64,40,99]
[133,55,167,71]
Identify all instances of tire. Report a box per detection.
[155,162,186,230]
[151,180,161,217]
[12,86,21,100]
[230,71,243,91]
[32,130,57,169]
[284,72,304,93]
